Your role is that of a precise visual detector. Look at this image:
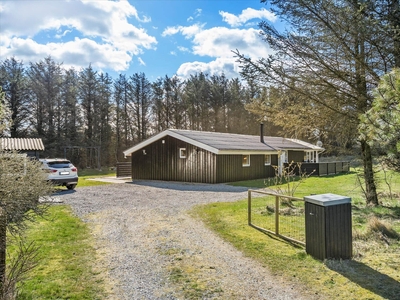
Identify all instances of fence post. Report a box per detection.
[275,195,280,235]
[248,190,252,225]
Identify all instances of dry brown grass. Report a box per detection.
[368,216,400,240]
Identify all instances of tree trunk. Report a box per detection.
[361,140,379,206]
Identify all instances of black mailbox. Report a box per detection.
[304,193,352,260]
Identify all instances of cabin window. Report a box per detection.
[304,151,315,162]
[264,154,271,165]
[242,155,250,167]
[179,148,187,158]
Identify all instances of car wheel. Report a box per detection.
[67,184,76,190]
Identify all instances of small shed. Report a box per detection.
[0,138,45,158]
[123,128,324,184]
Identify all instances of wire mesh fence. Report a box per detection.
[248,190,305,246]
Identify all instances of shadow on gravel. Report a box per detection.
[52,189,76,195]
[129,180,249,193]
[39,189,75,203]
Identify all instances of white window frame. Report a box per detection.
[242,154,250,167]
[264,154,271,166]
[304,151,315,162]
[179,148,186,158]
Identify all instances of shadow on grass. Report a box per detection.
[326,260,400,299]
[353,203,400,221]
[381,205,400,218]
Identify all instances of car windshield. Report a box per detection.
[47,161,71,168]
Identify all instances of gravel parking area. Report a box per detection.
[56,180,311,299]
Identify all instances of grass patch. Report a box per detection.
[72,168,117,189]
[10,206,106,300]
[78,168,116,178]
[192,170,400,299]
[161,247,224,299]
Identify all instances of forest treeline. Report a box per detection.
[0,56,266,167]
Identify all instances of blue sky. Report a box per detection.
[0,0,279,81]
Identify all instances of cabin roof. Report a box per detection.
[0,138,45,151]
[123,129,323,157]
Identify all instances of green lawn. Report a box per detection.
[192,170,400,299]
[8,169,115,299]
[76,168,117,188]
[12,206,106,300]
[11,169,400,299]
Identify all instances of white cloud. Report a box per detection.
[138,57,146,66]
[172,25,272,79]
[0,0,156,71]
[194,9,202,18]
[219,8,276,27]
[1,37,132,71]
[177,46,190,53]
[192,27,270,59]
[55,29,72,39]
[177,57,239,78]
[162,24,204,38]
[187,8,202,22]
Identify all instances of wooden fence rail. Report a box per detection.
[248,189,305,246]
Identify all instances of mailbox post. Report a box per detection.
[304,193,352,260]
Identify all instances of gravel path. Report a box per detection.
[56,180,312,299]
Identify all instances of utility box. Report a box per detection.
[304,193,352,260]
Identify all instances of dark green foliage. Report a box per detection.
[0,57,260,166]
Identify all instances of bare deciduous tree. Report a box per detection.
[235,0,399,205]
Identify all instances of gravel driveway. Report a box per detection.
[56,180,311,299]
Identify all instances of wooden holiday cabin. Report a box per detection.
[122,127,326,184]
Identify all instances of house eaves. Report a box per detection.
[122,130,220,157]
[286,138,324,151]
[123,131,172,157]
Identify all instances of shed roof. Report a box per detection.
[123,129,323,157]
[0,138,45,151]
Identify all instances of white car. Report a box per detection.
[40,158,78,190]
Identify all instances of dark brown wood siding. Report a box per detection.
[305,202,352,260]
[215,154,275,183]
[325,203,352,259]
[116,162,131,177]
[130,136,281,183]
[305,202,326,260]
[288,150,304,162]
[130,136,217,183]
